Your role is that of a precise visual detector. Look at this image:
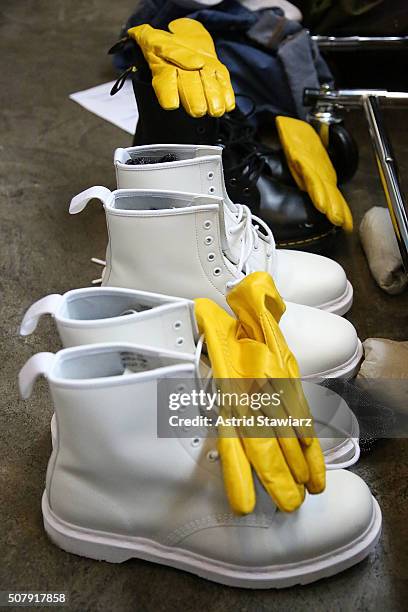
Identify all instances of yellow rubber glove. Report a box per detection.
[227,271,326,499]
[194,272,326,515]
[276,116,353,232]
[128,18,235,118]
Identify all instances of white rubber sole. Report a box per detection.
[303,339,363,381]
[319,280,354,317]
[323,437,360,468]
[42,492,381,589]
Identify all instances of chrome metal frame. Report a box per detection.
[312,35,408,51]
[304,87,408,271]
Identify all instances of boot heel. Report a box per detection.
[42,492,132,564]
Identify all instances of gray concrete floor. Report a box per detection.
[1,2,408,611]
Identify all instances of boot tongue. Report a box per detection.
[220,202,251,266]
[211,154,260,266]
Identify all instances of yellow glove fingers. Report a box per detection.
[215,65,236,112]
[178,69,207,118]
[277,437,310,484]
[300,165,328,215]
[324,185,353,232]
[218,436,256,515]
[168,18,208,38]
[128,24,155,44]
[226,271,286,341]
[200,66,225,117]
[306,171,353,231]
[342,202,353,232]
[250,396,312,484]
[243,437,304,512]
[303,438,326,494]
[129,24,204,70]
[276,115,353,232]
[158,44,205,70]
[329,196,348,228]
[195,281,325,516]
[168,19,218,57]
[282,384,314,444]
[152,66,180,110]
[132,18,235,119]
[286,158,307,192]
[261,378,312,445]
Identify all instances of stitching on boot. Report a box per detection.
[163,512,274,546]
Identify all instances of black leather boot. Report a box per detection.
[131,72,338,251]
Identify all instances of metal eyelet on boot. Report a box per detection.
[207,449,219,462]
[204,236,214,246]
[173,321,182,330]
[176,337,184,346]
[207,252,216,262]
[207,172,214,180]
[213,267,222,276]
[191,437,201,447]
[208,186,215,194]
[203,220,212,229]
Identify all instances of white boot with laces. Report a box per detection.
[113,144,353,315]
[69,188,362,380]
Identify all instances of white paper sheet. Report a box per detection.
[69,80,138,135]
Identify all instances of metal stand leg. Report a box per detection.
[363,96,408,270]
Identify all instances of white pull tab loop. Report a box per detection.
[69,186,112,214]
[114,148,132,164]
[18,353,56,399]
[20,294,63,336]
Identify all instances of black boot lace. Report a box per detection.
[219,95,272,188]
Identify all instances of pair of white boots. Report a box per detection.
[19,286,380,589]
[18,144,381,588]
[72,144,363,379]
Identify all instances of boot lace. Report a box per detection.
[226,204,275,288]
[228,150,267,189]
[220,96,270,189]
[219,97,256,146]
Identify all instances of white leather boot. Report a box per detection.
[113,145,353,315]
[19,287,360,467]
[20,286,361,379]
[69,188,362,379]
[19,344,381,589]
[20,287,199,354]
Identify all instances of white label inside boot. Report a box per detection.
[120,351,150,372]
[119,350,183,374]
